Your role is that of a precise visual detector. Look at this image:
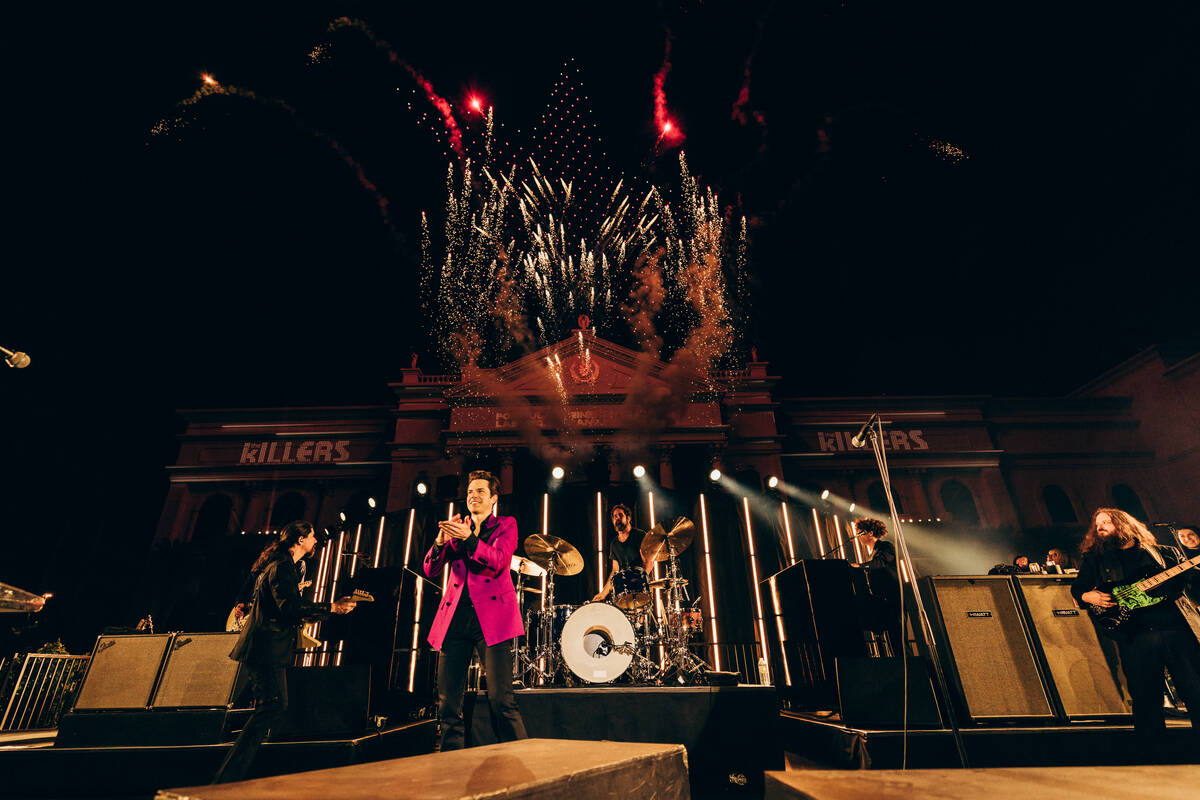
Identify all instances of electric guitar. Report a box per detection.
[225,580,312,632]
[1087,551,1200,632]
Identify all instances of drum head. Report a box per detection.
[560,602,636,683]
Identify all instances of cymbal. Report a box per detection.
[510,554,548,577]
[648,577,688,590]
[523,533,585,576]
[640,517,696,562]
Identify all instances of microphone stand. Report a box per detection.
[821,533,864,561]
[860,416,968,770]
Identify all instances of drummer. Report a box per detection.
[593,504,652,602]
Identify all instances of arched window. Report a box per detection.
[269,491,307,528]
[940,480,980,525]
[867,481,903,514]
[193,494,233,542]
[1042,485,1077,524]
[1112,484,1149,522]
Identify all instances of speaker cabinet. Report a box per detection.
[1015,575,1131,719]
[835,657,941,728]
[151,632,242,709]
[73,634,172,710]
[925,576,1054,722]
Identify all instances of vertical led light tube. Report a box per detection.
[648,491,664,665]
[743,497,771,683]
[850,519,864,562]
[541,493,549,611]
[373,516,385,567]
[596,491,605,594]
[408,577,424,692]
[349,523,363,578]
[832,515,846,560]
[699,493,722,671]
[769,576,792,685]
[443,502,454,596]
[811,508,826,557]
[781,502,796,565]
[402,509,416,567]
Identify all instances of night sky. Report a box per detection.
[4,2,1198,646]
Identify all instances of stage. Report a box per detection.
[764,765,1200,800]
[0,719,435,799]
[780,711,1200,770]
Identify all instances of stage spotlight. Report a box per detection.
[849,503,856,513]
[820,489,830,501]
[633,465,646,478]
[709,468,722,482]
[551,466,565,480]
[416,481,428,496]
[367,497,377,509]
[767,476,779,489]
[338,511,347,522]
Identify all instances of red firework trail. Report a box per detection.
[402,63,464,158]
[326,18,463,158]
[732,2,774,126]
[653,35,684,147]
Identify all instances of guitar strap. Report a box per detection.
[1147,545,1200,643]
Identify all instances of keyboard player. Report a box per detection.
[851,518,903,655]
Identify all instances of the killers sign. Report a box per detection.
[239,440,352,465]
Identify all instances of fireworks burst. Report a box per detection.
[317,17,464,159]
[653,36,684,148]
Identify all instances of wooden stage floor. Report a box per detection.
[767,764,1200,800]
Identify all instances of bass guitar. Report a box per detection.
[1088,552,1200,632]
[225,580,312,633]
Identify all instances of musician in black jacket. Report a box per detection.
[1071,508,1200,743]
[213,521,356,784]
[852,517,902,655]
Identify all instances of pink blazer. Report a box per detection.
[423,515,525,651]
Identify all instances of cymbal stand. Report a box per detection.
[660,549,708,682]
[518,555,559,684]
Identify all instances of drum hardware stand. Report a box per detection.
[519,553,561,685]
[657,548,710,683]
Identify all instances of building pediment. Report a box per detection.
[446,329,705,402]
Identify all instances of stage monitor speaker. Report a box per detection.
[73,634,172,711]
[273,665,371,740]
[1015,575,1132,719]
[151,632,242,709]
[835,657,941,728]
[926,576,1055,722]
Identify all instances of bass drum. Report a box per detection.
[559,602,636,684]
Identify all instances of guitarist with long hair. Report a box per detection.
[213,520,356,783]
[1071,507,1200,743]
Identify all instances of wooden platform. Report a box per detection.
[766,765,1200,800]
[157,738,690,800]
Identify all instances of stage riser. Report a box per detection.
[0,721,435,799]
[469,686,780,795]
[155,739,689,800]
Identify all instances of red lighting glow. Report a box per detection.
[469,95,483,112]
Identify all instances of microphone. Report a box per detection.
[1,346,30,369]
[820,534,868,561]
[850,414,879,448]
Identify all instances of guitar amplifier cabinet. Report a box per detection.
[1015,575,1131,719]
[925,576,1055,723]
[150,632,243,709]
[73,634,173,710]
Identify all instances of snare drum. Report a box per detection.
[559,602,637,683]
[681,607,704,638]
[611,567,650,610]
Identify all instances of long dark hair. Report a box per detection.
[251,520,313,573]
[1081,508,1157,555]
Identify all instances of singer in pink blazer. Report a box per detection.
[423,470,527,750]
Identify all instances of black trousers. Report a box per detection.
[1118,627,1200,742]
[213,663,287,784]
[437,600,527,751]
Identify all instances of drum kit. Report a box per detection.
[512,517,710,686]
